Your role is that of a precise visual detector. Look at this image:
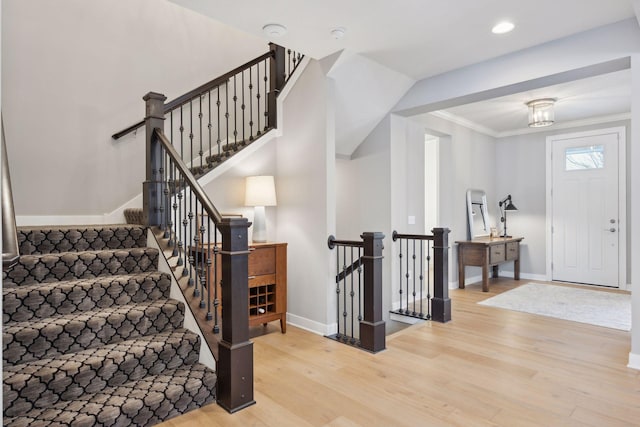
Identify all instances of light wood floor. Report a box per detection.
[160,279,639,427]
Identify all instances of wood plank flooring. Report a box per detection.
[160,279,639,427]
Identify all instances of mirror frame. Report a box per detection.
[466,189,491,239]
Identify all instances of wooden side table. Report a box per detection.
[456,237,523,292]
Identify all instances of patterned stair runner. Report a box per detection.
[2,225,216,426]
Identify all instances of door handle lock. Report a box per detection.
[607,227,616,233]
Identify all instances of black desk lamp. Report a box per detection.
[499,195,518,238]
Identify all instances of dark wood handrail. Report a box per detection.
[2,116,19,270]
[392,231,435,241]
[113,51,274,140]
[153,128,222,224]
[327,235,365,249]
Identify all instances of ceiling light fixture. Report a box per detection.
[330,27,346,39]
[492,21,515,34]
[526,98,556,128]
[262,23,287,38]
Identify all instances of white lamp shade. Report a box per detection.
[245,175,277,207]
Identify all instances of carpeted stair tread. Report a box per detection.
[3,363,217,426]
[17,225,147,255]
[3,299,185,365]
[3,329,201,412]
[2,247,160,286]
[3,272,172,323]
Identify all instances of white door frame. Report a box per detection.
[545,126,627,289]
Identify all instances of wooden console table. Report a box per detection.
[193,242,287,333]
[456,237,523,292]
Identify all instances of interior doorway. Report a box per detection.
[424,134,439,234]
[546,127,626,288]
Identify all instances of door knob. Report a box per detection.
[607,227,616,233]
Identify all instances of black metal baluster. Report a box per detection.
[350,246,355,344]
[197,203,205,309]
[225,81,229,154]
[249,66,254,141]
[177,107,185,267]
[419,240,424,318]
[398,239,403,313]
[427,242,432,320]
[241,70,246,145]
[216,87,221,159]
[171,161,179,257]
[161,150,168,238]
[167,113,175,246]
[263,58,268,131]
[207,91,212,172]
[342,247,347,342]
[256,62,261,137]
[187,186,195,285]
[199,96,203,170]
[335,246,341,340]
[357,247,363,328]
[412,239,417,316]
[405,239,409,312]
[233,74,238,147]
[287,49,291,80]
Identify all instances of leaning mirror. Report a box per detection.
[466,189,491,239]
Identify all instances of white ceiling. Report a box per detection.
[171,0,636,80]
[171,0,638,140]
[434,69,632,137]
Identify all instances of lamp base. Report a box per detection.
[252,206,267,243]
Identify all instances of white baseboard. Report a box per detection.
[628,352,640,371]
[287,313,335,336]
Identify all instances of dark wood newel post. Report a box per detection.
[217,217,255,413]
[267,43,285,128]
[431,227,451,322]
[360,232,386,353]
[143,92,166,227]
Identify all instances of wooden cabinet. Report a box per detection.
[456,237,523,292]
[193,242,287,333]
[247,242,287,333]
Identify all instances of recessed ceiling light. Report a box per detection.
[262,23,287,38]
[492,21,515,34]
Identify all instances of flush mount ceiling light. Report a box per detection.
[526,98,557,128]
[330,27,346,39]
[262,23,287,38]
[492,21,515,34]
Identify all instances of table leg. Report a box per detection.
[514,258,520,280]
[280,315,287,333]
[458,254,465,289]
[482,264,489,292]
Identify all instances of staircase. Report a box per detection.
[2,224,216,426]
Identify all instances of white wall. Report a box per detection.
[2,0,266,217]
[327,52,414,157]
[630,55,640,368]
[275,59,336,334]
[203,142,278,243]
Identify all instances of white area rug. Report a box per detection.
[478,283,631,331]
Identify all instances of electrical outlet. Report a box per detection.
[408,216,415,225]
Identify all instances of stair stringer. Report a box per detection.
[146,228,217,371]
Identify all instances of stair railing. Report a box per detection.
[327,232,386,353]
[2,116,19,270]
[114,44,303,179]
[144,92,254,413]
[391,229,451,323]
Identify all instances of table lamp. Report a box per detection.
[498,194,518,238]
[245,175,277,243]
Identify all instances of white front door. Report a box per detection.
[551,131,620,287]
